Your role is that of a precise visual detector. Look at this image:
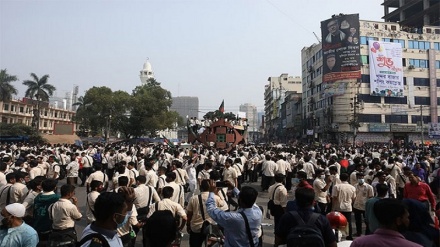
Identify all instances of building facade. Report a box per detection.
[383,0,439,28]
[0,98,76,135]
[264,74,302,141]
[171,96,199,120]
[239,103,260,143]
[302,19,440,145]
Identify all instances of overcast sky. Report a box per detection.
[1,0,384,114]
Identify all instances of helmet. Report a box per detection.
[326,211,348,230]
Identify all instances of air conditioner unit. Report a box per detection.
[408,65,415,69]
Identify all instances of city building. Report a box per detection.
[0,98,76,135]
[140,60,155,85]
[264,74,302,141]
[302,16,440,145]
[382,0,439,28]
[239,103,261,142]
[171,96,199,120]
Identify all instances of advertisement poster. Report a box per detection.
[429,123,440,138]
[368,41,404,97]
[321,14,361,82]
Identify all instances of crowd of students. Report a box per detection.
[0,142,439,247]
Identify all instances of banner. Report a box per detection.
[429,123,440,138]
[368,41,404,97]
[321,14,361,82]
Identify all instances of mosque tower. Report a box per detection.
[139,59,155,85]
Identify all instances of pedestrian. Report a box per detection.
[331,173,356,240]
[268,173,288,230]
[351,199,422,247]
[47,184,82,246]
[352,172,374,236]
[0,203,39,246]
[206,181,262,247]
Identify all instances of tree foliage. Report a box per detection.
[203,110,236,121]
[0,69,18,101]
[74,78,181,138]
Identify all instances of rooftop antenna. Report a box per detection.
[313,32,321,43]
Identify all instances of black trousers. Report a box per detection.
[262,175,274,191]
[340,211,353,238]
[353,208,369,235]
[317,202,328,215]
[189,230,206,247]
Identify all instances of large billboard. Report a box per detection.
[368,41,404,97]
[321,14,361,82]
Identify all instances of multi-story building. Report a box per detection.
[239,103,260,142]
[0,98,76,134]
[382,0,439,28]
[302,18,440,145]
[171,96,199,120]
[264,74,302,141]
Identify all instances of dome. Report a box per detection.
[142,61,152,71]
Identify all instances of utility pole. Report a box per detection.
[352,95,359,147]
[420,105,424,149]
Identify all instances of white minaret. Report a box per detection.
[140,59,155,85]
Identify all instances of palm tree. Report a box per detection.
[72,95,85,110]
[22,73,56,131]
[0,69,18,101]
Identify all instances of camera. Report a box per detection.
[215,181,228,188]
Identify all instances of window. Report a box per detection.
[19,107,24,113]
[360,36,367,45]
[358,94,381,103]
[393,39,405,48]
[437,79,440,87]
[3,104,8,111]
[43,122,48,128]
[10,105,14,112]
[414,96,430,105]
[409,59,429,68]
[385,115,408,123]
[434,42,440,50]
[54,112,58,118]
[408,40,430,50]
[414,78,430,86]
[361,55,369,65]
[436,61,440,69]
[385,96,407,104]
[391,25,397,31]
[358,114,381,123]
[411,116,430,124]
[383,38,391,42]
[361,74,370,83]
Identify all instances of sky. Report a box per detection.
[0,0,384,115]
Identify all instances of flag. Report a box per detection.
[162,135,175,149]
[219,100,224,113]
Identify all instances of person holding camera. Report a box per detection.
[186,179,227,247]
[206,180,262,247]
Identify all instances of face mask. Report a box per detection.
[114,213,130,228]
[320,175,326,180]
[358,178,365,184]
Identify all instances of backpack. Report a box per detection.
[286,211,325,247]
[93,153,102,163]
[76,233,110,247]
[57,165,66,180]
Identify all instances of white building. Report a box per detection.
[140,60,155,85]
[264,74,302,140]
[302,19,440,145]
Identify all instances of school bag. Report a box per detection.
[286,211,325,247]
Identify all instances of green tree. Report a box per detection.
[203,110,236,121]
[22,73,56,131]
[126,78,177,137]
[0,69,18,101]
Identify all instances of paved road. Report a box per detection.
[65,178,276,247]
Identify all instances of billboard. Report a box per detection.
[368,41,404,97]
[321,14,361,82]
[429,123,440,138]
